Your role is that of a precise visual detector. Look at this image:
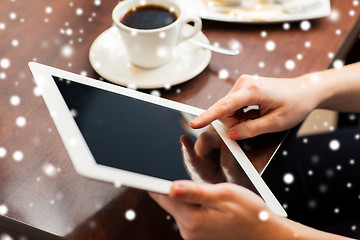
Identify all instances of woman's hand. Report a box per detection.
[149,180,292,240]
[190,74,318,140]
[149,181,354,240]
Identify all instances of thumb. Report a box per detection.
[170,180,226,207]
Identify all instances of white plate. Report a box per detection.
[179,0,331,23]
[89,26,212,89]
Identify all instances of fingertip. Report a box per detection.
[229,129,240,140]
[189,119,201,129]
[189,120,196,128]
[170,181,186,198]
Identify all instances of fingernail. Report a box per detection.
[229,129,239,139]
[189,119,197,125]
[172,183,185,198]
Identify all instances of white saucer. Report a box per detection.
[89,26,212,89]
[181,0,331,23]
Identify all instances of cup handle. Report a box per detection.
[177,15,202,44]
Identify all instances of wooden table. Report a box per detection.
[0,0,359,239]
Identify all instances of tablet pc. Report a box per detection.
[29,62,286,217]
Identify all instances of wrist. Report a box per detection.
[297,70,336,110]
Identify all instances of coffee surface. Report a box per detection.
[121,5,177,29]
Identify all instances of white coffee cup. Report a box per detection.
[112,0,202,68]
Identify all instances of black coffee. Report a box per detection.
[121,5,177,30]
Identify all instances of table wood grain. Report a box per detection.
[0,0,359,239]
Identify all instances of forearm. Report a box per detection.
[283,218,355,240]
[301,62,360,113]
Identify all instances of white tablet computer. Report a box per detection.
[29,62,287,217]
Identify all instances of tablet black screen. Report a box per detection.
[53,76,258,194]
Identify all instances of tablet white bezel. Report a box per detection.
[29,62,286,217]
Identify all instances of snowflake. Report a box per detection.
[0,72,6,79]
[258,61,265,68]
[319,184,328,193]
[9,12,17,20]
[10,95,21,106]
[125,209,136,221]
[283,173,294,184]
[283,22,290,30]
[11,39,19,47]
[0,234,13,240]
[0,58,11,69]
[228,39,242,52]
[156,47,168,58]
[127,83,137,90]
[333,59,344,69]
[260,31,267,38]
[300,21,311,31]
[285,59,295,70]
[76,8,83,16]
[0,147,7,158]
[151,90,161,97]
[0,205,8,215]
[16,116,26,127]
[33,87,42,96]
[329,139,340,151]
[70,109,78,117]
[265,40,276,51]
[0,22,5,30]
[308,199,317,209]
[94,0,102,6]
[159,31,166,39]
[65,28,73,36]
[304,41,311,48]
[325,168,334,178]
[164,83,171,90]
[42,163,57,177]
[61,45,74,58]
[114,180,121,188]
[218,69,229,79]
[329,9,340,22]
[258,210,269,221]
[13,150,24,162]
[45,6,53,14]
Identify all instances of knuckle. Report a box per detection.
[273,115,285,129]
[246,81,261,92]
[243,121,256,138]
[217,98,232,112]
[237,74,251,83]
